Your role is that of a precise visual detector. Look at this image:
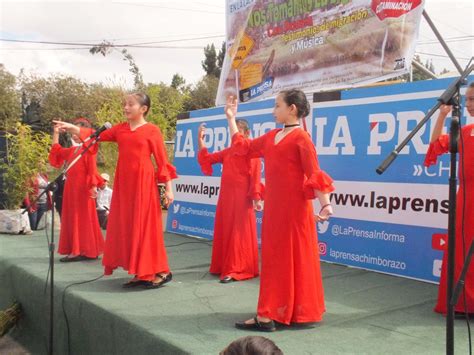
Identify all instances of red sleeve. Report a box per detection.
[248,158,264,200]
[150,125,178,183]
[197,148,227,176]
[79,125,118,144]
[98,124,119,142]
[48,144,69,168]
[231,132,269,159]
[84,154,104,189]
[424,134,449,167]
[298,133,335,199]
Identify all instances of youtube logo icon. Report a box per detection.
[432,233,447,251]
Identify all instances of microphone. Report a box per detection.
[82,122,112,143]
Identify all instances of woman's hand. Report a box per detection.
[316,204,333,222]
[439,104,453,117]
[90,187,98,199]
[253,199,263,212]
[198,123,206,150]
[165,187,174,208]
[225,95,238,121]
[52,120,80,135]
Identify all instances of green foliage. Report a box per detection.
[201,42,226,78]
[0,123,51,209]
[183,75,219,111]
[202,44,218,77]
[171,73,187,92]
[146,83,184,140]
[0,65,21,131]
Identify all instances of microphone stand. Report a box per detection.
[23,136,101,355]
[376,62,474,355]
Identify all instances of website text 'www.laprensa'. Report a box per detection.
[175,182,220,198]
[330,191,449,214]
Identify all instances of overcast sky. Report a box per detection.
[0,0,473,88]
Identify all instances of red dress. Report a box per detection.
[232,128,334,324]
[198,144,262,281]
[424,124,474,314]
[86,123,177,281]
[49,143,104,258]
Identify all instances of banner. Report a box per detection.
[169,76,474,283]
[216,0,425,105]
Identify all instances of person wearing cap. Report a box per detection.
[96,172,113,230]
[49,117,104,262]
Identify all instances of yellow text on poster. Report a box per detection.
[239,63,262,89]
[231,34,254,70]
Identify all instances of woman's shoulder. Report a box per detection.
[144,122,163,133]
[294,128,312,141]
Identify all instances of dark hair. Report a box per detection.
[130,92,151,116]
[220,336,283,355]
[280,89,310,118]
[236,119,250,133]
[469,82,474,89]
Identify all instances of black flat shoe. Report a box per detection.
[59,255,85,263]
[235,317,276,332]
[144,273,173,289]
[220,276,235,284]
[122,279,145,288]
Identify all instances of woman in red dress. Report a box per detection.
[54,93,177,289]
[49,118,104,262]
[225,90,335,331]
[424,82,474,316]
[197,120,262,283]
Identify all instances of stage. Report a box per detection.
[0,229,471,354]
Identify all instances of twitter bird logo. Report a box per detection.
[318,221,329,234]
[173,203,180,214]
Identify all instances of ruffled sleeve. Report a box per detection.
[82,149,103,189]
[248,157,265,200]
[424,134,449,167]
[156,162,178,184]
[303,171,335,199]
[197,148,226,176]
[48,144,68,168]
[298,131,335,199]
[149,125,178,183]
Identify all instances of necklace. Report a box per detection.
[284,123,300,128]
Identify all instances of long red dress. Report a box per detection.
[197,144,262,281]
[424,124,474,314]
[232,128,334,324]
[83,123,177,281]
[49,142,104,258]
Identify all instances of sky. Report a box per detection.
[0,0,473,88]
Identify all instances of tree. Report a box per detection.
[146,83,185,141]
[201,42,226,78]
[171,73,187,92]
[183,75,219,111]
[0,65,21,131]
[0,123,51,209]
[202,44,218,77]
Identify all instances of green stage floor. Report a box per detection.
[0,230,471,354]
